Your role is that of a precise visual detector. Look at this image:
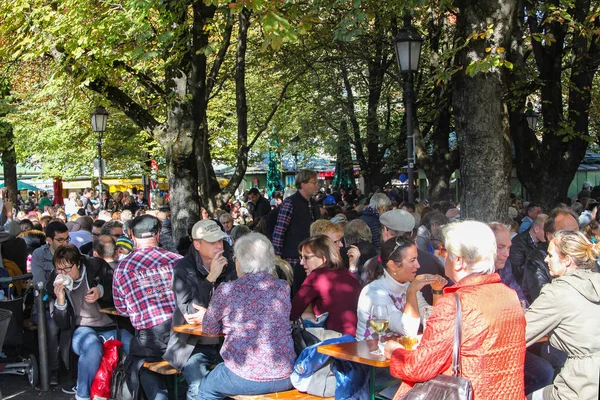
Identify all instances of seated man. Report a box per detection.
[47,244,133,400]
[163,220,236,400]
[113,215,182,400]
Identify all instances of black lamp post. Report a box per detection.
[394,14,423,203]
[290,135,300,173]
[525,102,539,131]
[91,106,109,192]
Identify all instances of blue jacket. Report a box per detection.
[359,207,381,249]
[292,335,369,400]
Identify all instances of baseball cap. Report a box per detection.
[191,220,228,242]
[131,215,161,238]
[380,209,415,233]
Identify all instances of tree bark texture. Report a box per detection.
[452,0,517,221]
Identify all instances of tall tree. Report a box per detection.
[452,0,518,221]
[507,0,600,210]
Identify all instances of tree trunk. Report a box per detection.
[452,0,517,221]
[1,127,18,204]
[508,0,598,211]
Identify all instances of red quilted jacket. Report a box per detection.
[390,273,527,400]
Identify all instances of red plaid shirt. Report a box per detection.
[113,246,182,330]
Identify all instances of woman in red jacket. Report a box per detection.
[384,220,527,400]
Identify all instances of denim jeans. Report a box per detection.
[182,345,219,400]
[140,369,169,400]
[71,326,133,400]
[198,362,293,400]
[524,351,554,395]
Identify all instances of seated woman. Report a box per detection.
[47,244,133,400]
[290,235,362,336]
[198,233,295,399]
[385,220,526,399]
[356,237,446,340]
[525,230,600,400]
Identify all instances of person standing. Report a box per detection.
[247,187,270,221]
[273,170,320,294]
[112,215,182,400]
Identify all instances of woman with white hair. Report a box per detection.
[199,233,295,399]
[384,220,527,399]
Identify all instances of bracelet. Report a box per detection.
[432,289,444,295]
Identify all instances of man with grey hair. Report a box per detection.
[273,169,320,294]
[577,181,591,200]
[100,220,124,240]
[358,192,391,249]
[164,219,236,400]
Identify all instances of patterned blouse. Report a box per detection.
[202,272,296,382]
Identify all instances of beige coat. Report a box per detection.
[525,268,600,400]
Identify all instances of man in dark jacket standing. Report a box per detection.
[273,170,320,294]
[247,187,271,221]
[163,220,236,400]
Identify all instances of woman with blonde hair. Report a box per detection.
[290,235,361,335]
[526,230,600,400]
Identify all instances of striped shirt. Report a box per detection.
[113,246,182,329]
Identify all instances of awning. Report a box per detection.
[62,180,92,189]
[0,180,43,191]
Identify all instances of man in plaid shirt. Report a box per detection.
[273,169,320,294]
[113,214,182,400]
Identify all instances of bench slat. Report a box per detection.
[142,360,180,375]
[232,390,334,399]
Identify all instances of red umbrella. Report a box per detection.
[53,177,64,206]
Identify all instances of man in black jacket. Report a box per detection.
[509,214,547,285]
[273,170,320,294]
[522,208,578,303]
[47,244,131,400]
[247,187,271,221]
[163,219,236,400]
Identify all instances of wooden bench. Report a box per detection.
[232,390,334,399]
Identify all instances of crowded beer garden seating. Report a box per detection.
[0,174,598,400]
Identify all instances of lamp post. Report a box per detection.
[290,135,300,173]
[525,102,539,131]
[394,14,423,203]
[91,106,109,193]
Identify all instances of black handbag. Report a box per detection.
[400,293,474,400]
[291,318,321,356]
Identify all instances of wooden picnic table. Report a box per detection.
[172,323,224,338]
[318,340,395,400]
[99,307,129,317]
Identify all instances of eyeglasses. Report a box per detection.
[300,254,319,262]
[438,244,448,257]
[56,264,75,274]
[53,236,70,244]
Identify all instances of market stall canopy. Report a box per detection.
[0,180,43,191]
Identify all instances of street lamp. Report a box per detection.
[394,14,423,203]
[91,106,109,193]
[290,135,300,173]
[525,102,539,131]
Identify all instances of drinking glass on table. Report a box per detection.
[369,304,389,355]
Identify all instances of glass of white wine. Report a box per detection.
[369,304,389,355]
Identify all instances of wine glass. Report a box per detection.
[369,304,389,355]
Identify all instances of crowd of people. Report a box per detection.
[0,171,597,400]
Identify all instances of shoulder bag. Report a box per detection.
[400,293,474,400]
